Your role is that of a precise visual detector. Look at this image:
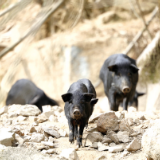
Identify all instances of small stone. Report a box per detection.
[15,134,24,145]
[85,132,103,146]
[30,133,44,143]
[48,136,55,143]
[0,128,15,146]
[18,105,41,116]
[58,129,68,137]
[41,141,55,147]
[29,126,37,133]
[107,130,119,144]
[42,106,52,112]
[29,116,38,122]
[117,131,130,143]
[126,138,141,152]
[120,150,129,158]
[102,135,112,144]
[119,119,131,132]
[17,116,27,122]
[109,145,124,153]
[41,149,57,154]
[95,155,107,160]
[59,148,79,160]
[49,115,57,122]
[128,107,137,112]
[109,143,116,147]
[115,112,125,120]
[90,142,98,149]
[3,119,12,125]
[8,112,18,118]
[97,111,119,133]
[42,126,60,138]
[43,111,55,119]
[1,113,8,119]
[24,142,49,150]
[98,142,109,151]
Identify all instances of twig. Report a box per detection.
[124,7,158,55]
[136,0,152,39]
[0,0,64,59]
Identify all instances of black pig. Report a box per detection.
[61,79,98,147]
[6,79,59,111]
[100,54,139,111]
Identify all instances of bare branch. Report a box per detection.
[124,7,159,55]
[0,0,64,59]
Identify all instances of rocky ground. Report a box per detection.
[0,104,160,160]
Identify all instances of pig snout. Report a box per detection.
[122,86,130,94]
[73,108,82,119]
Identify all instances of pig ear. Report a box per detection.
[108,65,117,72]
[91,98,98,105]
[137,92,145,97]
[130,64,139,73]
[61,93,72,102]
[83,93,94,102]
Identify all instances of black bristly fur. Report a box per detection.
[61,79,98,147]
[6,79,59,111]
[100,54,139,111]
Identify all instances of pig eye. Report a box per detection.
[128,73,132,77]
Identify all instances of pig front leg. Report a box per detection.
[77,123,85,148]
[123,98,129,111]
[109,89,118,111]
[68,119,74,143]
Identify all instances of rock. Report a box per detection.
[41,141,55,147]
[29,116,38,122]
[43,111,55,119]
[0,147,54,160]
[30,133,44,143]
[0,106,8,115]
[97,111,119,133]
[17,116,27,122]
[109,144,124,153]
[37,114,48,123]
[86,127,98,133]
[115,111,125,120]
[24,142,49,150]
[97,142,109,151]
[95,155,107,160]
[48,136,55,143]
[0,128,15,146]
[85,132,103,146]
[126,138,141,152]
[8,112,18,118]
[29,126,37,133]
[117,131,130,143]
[1,113,8,119]
[0,144,7,150]
[107,130,119,144]
[18,105,41,116]
[42,105,53,112]
[119,119,131,132]
[58,129,68,137]
[15,134,24,145]
[49,115,57,122]
[90,142,98,149]
[89,113,103,123]
[58,148,79,160]
[8,105,21,114]
[127,118,134,126]
[3,119,12,125]
[109,143,116,147]
[142,119,160,160]
[42,149,57,154]
[128,107,137,113]
[120,150,129,158]
[42,126,60,138]
[102,135,112,144]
